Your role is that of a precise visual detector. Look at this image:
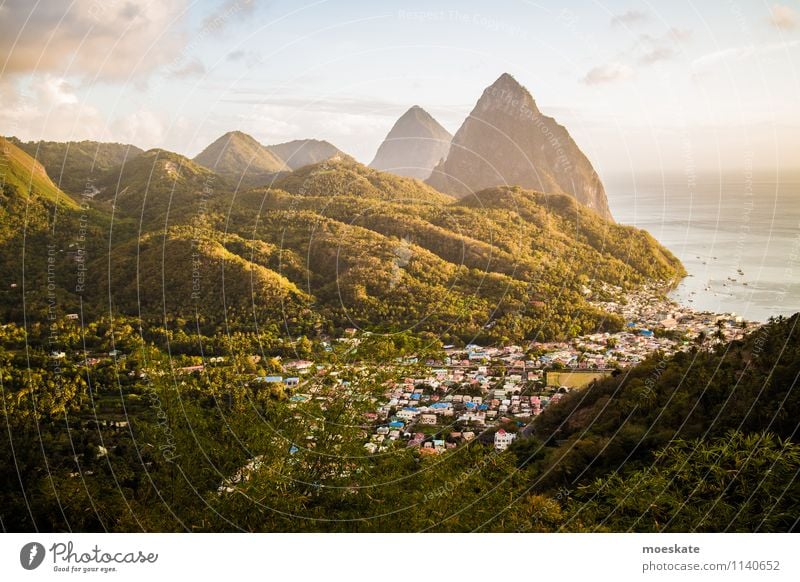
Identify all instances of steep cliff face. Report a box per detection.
[427,73,612,220]
[370,106,452,180]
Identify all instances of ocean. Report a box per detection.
[606,171,800,322]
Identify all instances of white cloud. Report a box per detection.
[691,40,800,71]
[769,4,797,30]
[0,0,189,80]
[611,10,648,27]
[0,75,107,142]
[36,76,79,106]
[582,63,635,85]
[634,29,692,65]
[111,110,166,147]
[202,0,257,33]
[0,74,169,149]
[169,58,206,79]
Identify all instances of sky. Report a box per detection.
[1,0,798,177]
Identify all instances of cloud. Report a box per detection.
[0,75,107,142]
[635,29,691,65]
[36,76,79,106]
[611,10,648,27]
[669,28,693,42]
[111,110,166,147]
[582,63,635,85]
[769,4,797,29]
[224,93,403,115]
[0,74,168,149]
[202,0,257,33]
[638,46,675,65]
[169,58,206,79]
[691,40,800,71]
[0,0,189,80]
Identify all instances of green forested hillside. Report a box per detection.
[94,148,223,227]
[0,313,797,532]
[1,136,80,210]
[0,139,795,534]
[193,131,287,188]
[221,163,684,342]
[2,150,684,342]
[8,137,143,195]
[527,313,800,491]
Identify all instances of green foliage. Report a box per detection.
[0,317,798,532]
[568,431,800,532]
[1,136,80,209]
[9,137,143,195]
[7,143,779,535]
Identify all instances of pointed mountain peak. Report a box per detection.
[427,74,612,220]
[478,72,539,115]
[491,72,521,88]
[214,130,260,146]
[401,104,429,119]
[385,106,451,140]
[194,130,286,176]
[369,106,452,180]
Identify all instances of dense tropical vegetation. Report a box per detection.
[0,314,798,532]
[2,134,794,533]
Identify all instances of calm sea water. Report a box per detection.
[606,171,800,322]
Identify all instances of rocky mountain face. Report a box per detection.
[427,73,612,220]
[369,106,452,180]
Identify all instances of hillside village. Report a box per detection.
[268,284,761,456]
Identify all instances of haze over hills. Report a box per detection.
[266,139,343,170]
[428,73,613,220]
[369,106,453,180]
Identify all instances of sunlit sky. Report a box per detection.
[1,0,798,176]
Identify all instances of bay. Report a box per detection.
[606,171,800,322]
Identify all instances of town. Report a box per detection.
[267,284,762,456]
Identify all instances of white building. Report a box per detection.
[494,429,517,452]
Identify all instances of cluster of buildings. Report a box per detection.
[358,285,760,455]
[362,362,569,454]
[120,282,758,462]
